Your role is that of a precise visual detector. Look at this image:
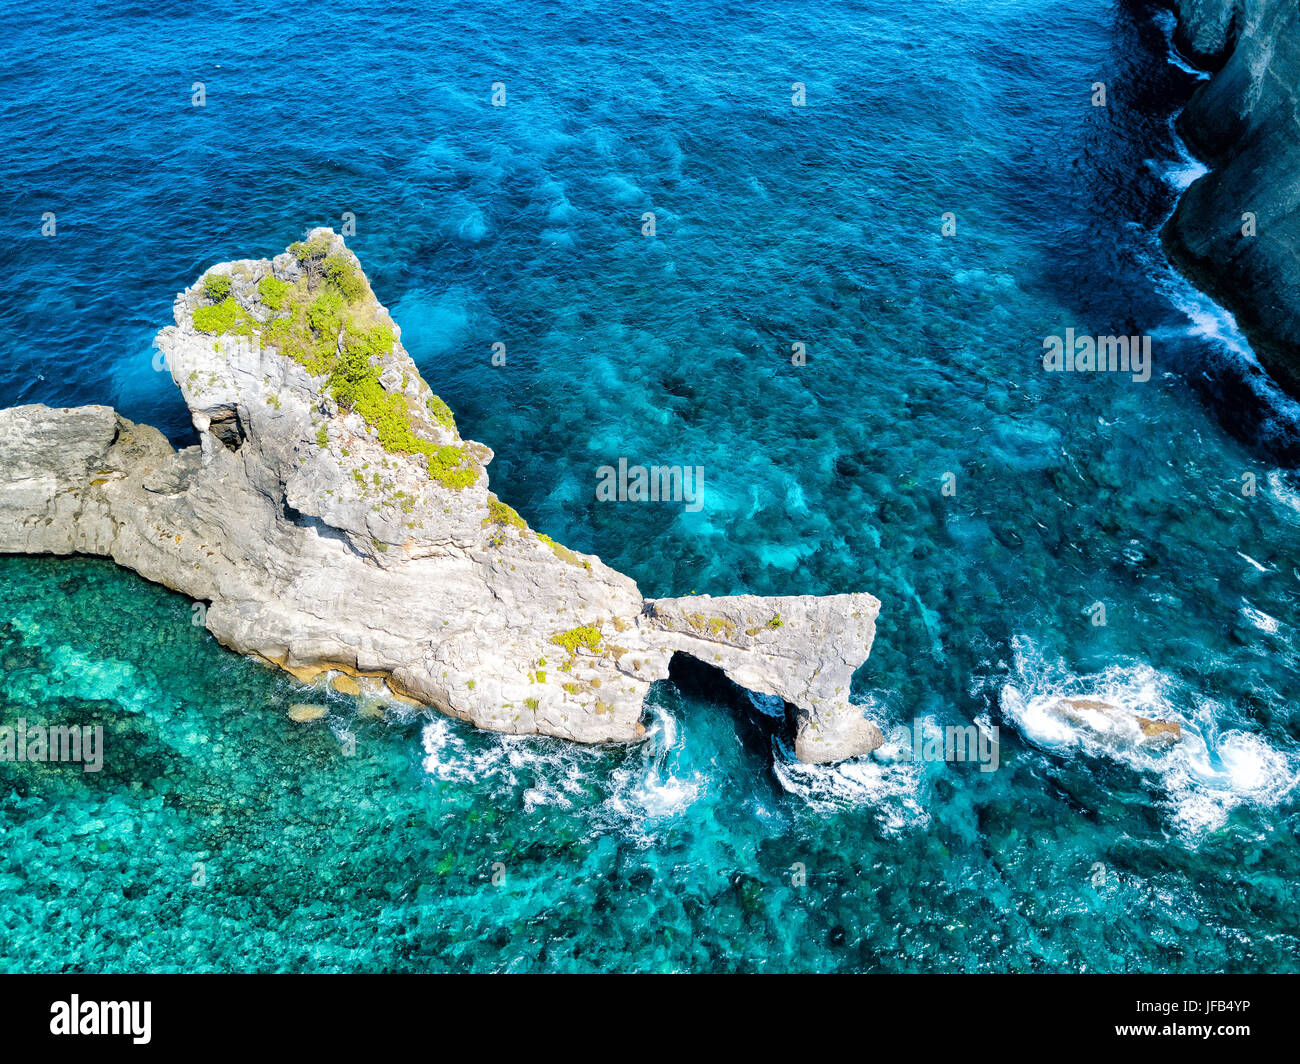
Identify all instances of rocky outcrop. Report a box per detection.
[0,230,883,764]
[1161,0,1300,394]
[645,595,881,763]
[1051,698,1182,746]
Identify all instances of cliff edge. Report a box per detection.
[0,230,882,765]
[1161,0,1300,395]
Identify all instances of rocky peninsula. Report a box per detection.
[0,230,883,764]
[1162,0,1300,394]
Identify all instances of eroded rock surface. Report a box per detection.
[0,231,883,763]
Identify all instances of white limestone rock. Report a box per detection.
[0,230,884,764]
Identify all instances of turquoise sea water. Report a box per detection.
[1,0,1298,971]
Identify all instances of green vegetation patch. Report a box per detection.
[426,394,456,430]
[482,495,528,545]
[685,612,737,639]
[550,625,603,658]
[193,297,256,338]
[324,255,365,301]
[258,274,293,311]
[202,274,232,302]
[289,235,333,265]
[244,243,478,490]
[483,496,526,529]
[537,532,591,571]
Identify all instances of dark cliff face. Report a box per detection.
[1168,0,1241,66]
[1160,0,1300,396]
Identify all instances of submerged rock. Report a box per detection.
[1137,717,1182,741]
[1051,698,1181,746]
[0,230,883,764]
[287,704,329,724]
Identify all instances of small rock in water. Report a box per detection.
[330,674,362,696]
[1136,716,1181,741]
[1051,698,1180,745]
[287,703,328,723]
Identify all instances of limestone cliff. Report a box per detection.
[1161,0,1300,394]
[0,230,882,764]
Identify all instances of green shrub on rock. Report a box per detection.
[202,274,233,302]
[258,275,293,311]
[326,324,477,490]
[426,394,456,430]
[195,238,478,491]
[193,297,255,338]
[324,255,365,301]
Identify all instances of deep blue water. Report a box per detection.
[0,0,1298,972]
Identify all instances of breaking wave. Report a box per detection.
[999,637,1298,838]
